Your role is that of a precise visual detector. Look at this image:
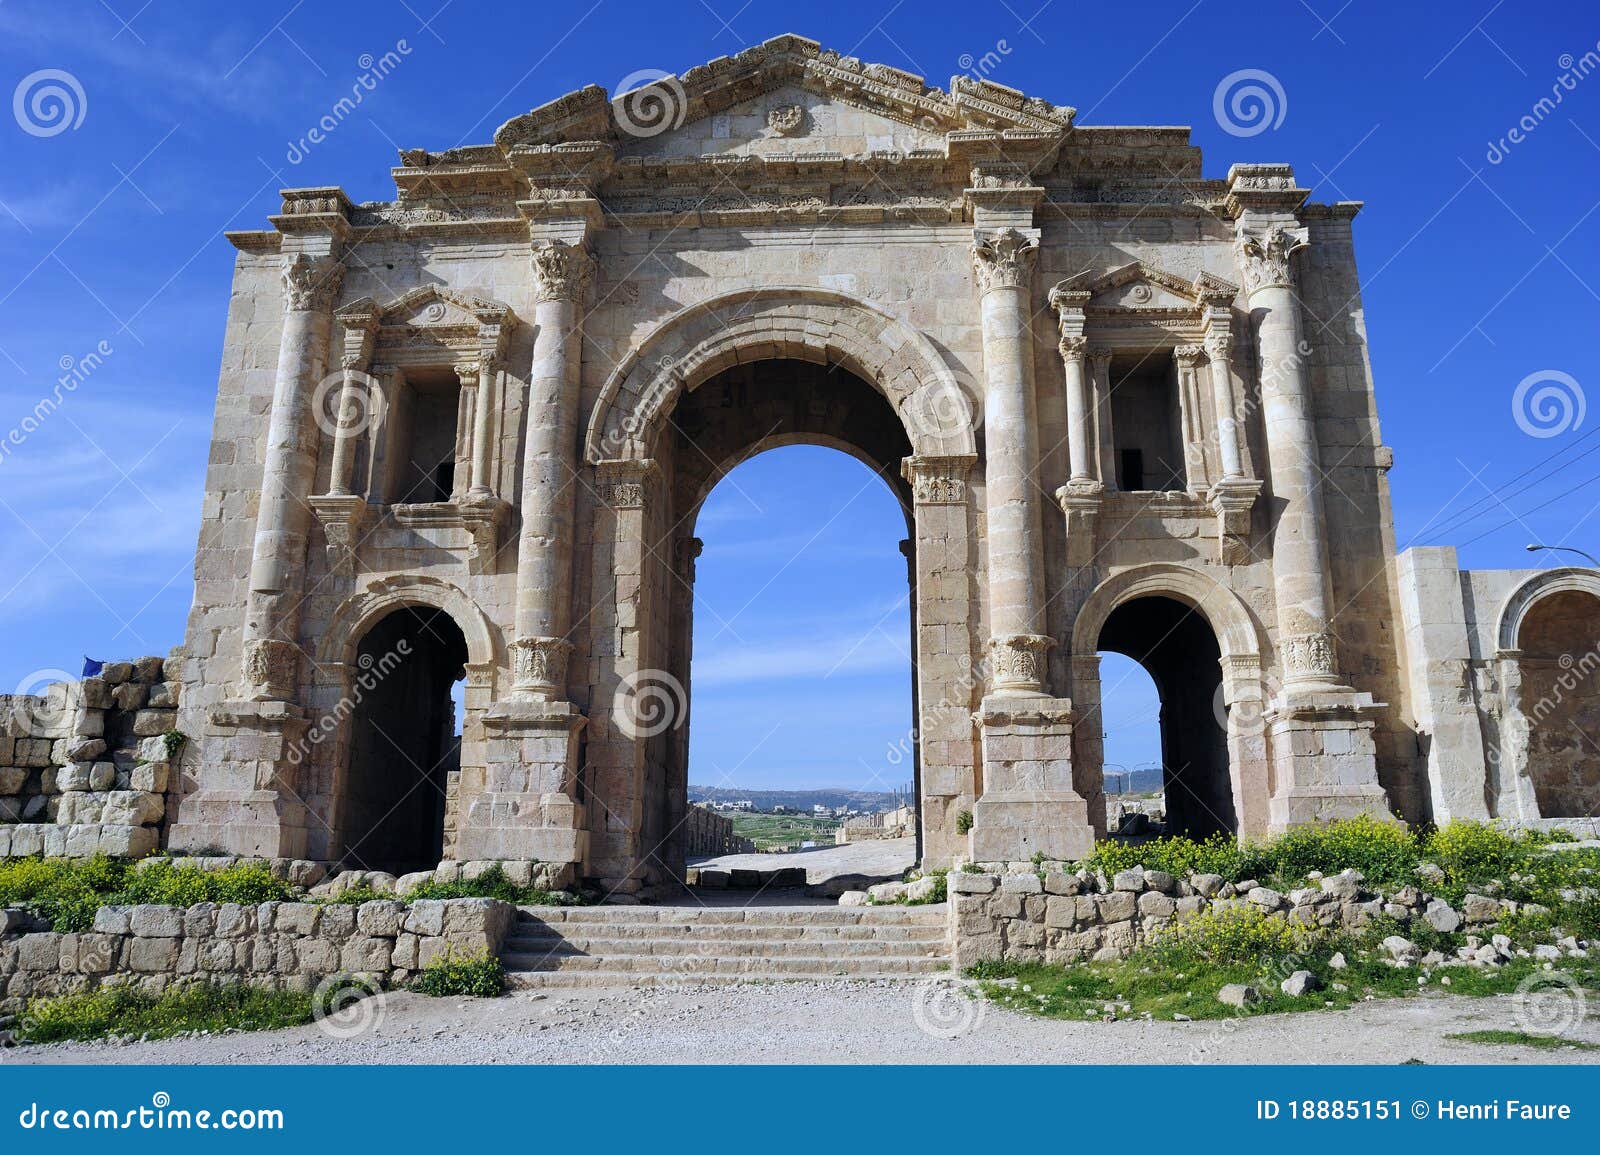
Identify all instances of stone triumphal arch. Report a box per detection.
[159,34,1566,892]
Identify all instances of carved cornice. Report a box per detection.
[594,458,658,510]
[282,253,343,314]
[532,240,595,303]
[971,227,1037,294]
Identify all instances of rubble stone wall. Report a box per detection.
[949,862,1520,969]
[0,897,514,1010]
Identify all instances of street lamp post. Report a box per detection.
[1526,544,1600,567]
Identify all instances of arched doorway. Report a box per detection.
[338,606,468,873]
[1516,588,1600,817]
[656,358,919,880]
[1097,596,1235,838]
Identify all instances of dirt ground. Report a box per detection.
[12,980,1600,1066]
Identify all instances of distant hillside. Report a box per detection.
[688,785,906,813]
[1104,766,1165,794]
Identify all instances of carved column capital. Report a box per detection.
[988,633,1055,695]
[674,536,704,583]
[453,361,481,387]
[509,636,572,697]
[531,240,594,303]
[1282,630,1338,682]
[243,639,302,700]
[901,453,976,505]
[1234,222,1309,296]
[1174,344,1206,369]
[1057,335,1089,364]
[970,227,1038,294]
[1203,330,1235,361]
[282,253,343,313]
[1087,346,1114,373]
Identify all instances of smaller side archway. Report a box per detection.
[312,577,499,869]
[1493,569,1600,820]
[1069,563,1270,839]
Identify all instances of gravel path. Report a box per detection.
[689,837,916,884]
[13,982,1600,1065]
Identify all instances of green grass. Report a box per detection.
[0,856,294,932]
[971,936,1600,1023]
[411,951,504,997]
[728,813,841,851]
[16,982,315,1044]
[1447,1029,1600,1051]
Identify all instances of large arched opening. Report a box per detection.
[1515,588,1600,818]
[337,606,468,873]
[656,358,919,880]
[1097,596,1235,838]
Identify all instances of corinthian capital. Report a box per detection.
[1057,335,1088,363]
[1234,222,1309,296]
[282,253,343,313]
[532,240,594,303]
[970,228,1038,294]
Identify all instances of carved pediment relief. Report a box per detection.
[336,285,516,367]
[1053,261,1240,316]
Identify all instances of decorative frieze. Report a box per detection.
[594,459,657,511]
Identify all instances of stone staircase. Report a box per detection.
[500,902,951,988]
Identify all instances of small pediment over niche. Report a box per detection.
[339,285,514,331]
[1055,261,1239,312]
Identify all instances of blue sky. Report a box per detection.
[1,1,1596,787]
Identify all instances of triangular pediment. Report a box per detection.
[487,34,1073,156]
[340,285,513,329]
[1054,261,1239,312]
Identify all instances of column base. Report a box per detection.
[166,701,313,859]
[1265,687,1398,830]
[454,699,588,865]
[970,695,1095,862]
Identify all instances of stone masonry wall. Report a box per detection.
[0,656,178,860]
[0,897,514,1010]
[683,805,755,856]
[949,862,1531,970]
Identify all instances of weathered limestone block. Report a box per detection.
[129,905,183,937]
[275,902,321,936]
[355,901,405,937]
[127,937,178,972]
[132,709,177,737]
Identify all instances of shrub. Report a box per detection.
[1422,821,1521,886]
[956,810,974,835]
[1084,833,1272,884]
[1159,903,1321,966]
[1268,816,1419,887]
[18,982,313,1044]
[0,856,294,931]
[412,951,504,998]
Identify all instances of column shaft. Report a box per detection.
[1060,337,1094,483]
[469,360,497,495]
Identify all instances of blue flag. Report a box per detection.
[82,656,104,677]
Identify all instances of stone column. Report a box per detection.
[1203,326,1262,567]
[968,229,1093,862]
[1204,329,1245,481]
[1060,336,1095,485]
[468,358,497,497]
[1089,347,1116,486]
[1174,344,1210,493]
[971,227,1051,694]
[510,239,592,699]
[1236,219,1341,687]
[240,251,343,700]
[326,311,377,497]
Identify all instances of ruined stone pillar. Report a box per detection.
[509,239,592,699]
[971,227,1051,694]
[240,250,343,700]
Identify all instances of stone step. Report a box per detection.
[505,922,947,944]
[500,952,949,978]
[503,969,942,990]
[500,935,945,959]
[515,904,946,927]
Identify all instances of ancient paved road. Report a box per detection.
[14,983,1600,1065]
[689,836,917,885]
